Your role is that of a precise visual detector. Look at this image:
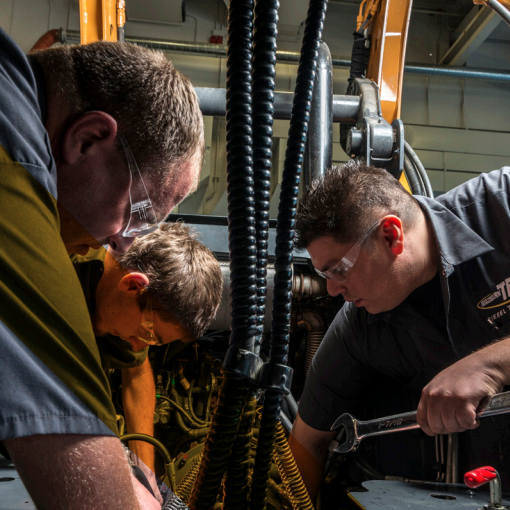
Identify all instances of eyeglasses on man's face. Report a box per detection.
[314,219,382,283]
[137,296,194,347]
[117,133,161,238]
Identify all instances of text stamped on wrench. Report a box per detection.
[330,390,510,454]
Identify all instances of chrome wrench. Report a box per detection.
[330,390,510,454]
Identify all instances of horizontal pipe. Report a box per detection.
[65,30,510,83]
[196,87,359,121]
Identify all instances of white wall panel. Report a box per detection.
[6,0,510,211]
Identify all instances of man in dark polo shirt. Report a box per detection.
[290,162,510,501]
[72,222,223,471]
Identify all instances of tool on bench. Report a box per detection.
[330,390,510,454]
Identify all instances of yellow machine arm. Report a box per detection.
[79,0,124,44]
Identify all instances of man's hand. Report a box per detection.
[417,345,507,435]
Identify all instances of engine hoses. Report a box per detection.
[252,0,279,355]
[223,396,258,509]
[251,1,328,508]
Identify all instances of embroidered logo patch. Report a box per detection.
[477,277,510,310]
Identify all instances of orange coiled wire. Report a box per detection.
[273,421,314,510]
[176,451,204,505]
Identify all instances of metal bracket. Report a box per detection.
[223,346,264,386]
[346,78,404,179]
[258,362,293,395]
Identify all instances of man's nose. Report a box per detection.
[108,233,135,258]
[327,279,346,297]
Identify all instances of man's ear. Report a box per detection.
[118,273,150,293]
[61,111,118,165]
[381,215,404,256]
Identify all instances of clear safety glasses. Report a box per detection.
[137,295,194,347]
[314,219,382,283]
[117,133,160,238]
[137,296,163,346]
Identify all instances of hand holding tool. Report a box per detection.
[330,390,510,454]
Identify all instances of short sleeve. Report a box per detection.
[298,303,378,431]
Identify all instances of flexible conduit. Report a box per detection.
[223,2,280,508]
[252,0,279,356]
[189,0,256,507]
[250,1,328,508]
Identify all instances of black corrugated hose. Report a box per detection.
[188,0,256,507]
[223,396,258,509]
[223,2,280,508]
[253,0,279,356]
[250,1,328,509]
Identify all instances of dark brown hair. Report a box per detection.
[31,42,204,184]
[117,222,223,339]
[295,160,421,249]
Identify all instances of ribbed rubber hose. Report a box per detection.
[225,0,257,352]
[189,372,251,510]
[252,0,279,355]
[189,1,256,507]
[223,396,258,509]
[251,1,328,508]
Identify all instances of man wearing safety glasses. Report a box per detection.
[72,223,223,473]
[0,26,204,509]
[290,161,510,502]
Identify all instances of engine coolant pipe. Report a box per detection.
[250,0,329,508]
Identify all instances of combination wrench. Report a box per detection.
[330,390,510,454]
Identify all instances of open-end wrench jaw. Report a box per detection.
[328,390,510,457]
[330,413,360,454]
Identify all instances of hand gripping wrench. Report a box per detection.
[330,390,510,454]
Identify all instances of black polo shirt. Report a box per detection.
[300,168,510,431]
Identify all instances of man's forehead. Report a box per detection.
[307,236,352,268]
[148,158,200,219]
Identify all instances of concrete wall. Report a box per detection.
[3,0,510,213]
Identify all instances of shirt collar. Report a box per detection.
[414,195,494,274]
[26,54,47,125]
[366,195,494,325]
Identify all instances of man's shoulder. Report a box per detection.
[0,27,56,196]
[71,248,108,308]
[436,167,510,212]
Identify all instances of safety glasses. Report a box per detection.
[136,296,195,347]
[314,219,382,283]
[117,133,160,238]
[137,296,163,346]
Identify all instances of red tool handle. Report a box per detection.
[464,466,498,488]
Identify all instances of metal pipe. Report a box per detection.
[65,30,510,84]
[486,0,510,27]
[196,87,359,121]
[303,41,333,186]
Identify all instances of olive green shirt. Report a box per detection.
[71,248,149,372]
